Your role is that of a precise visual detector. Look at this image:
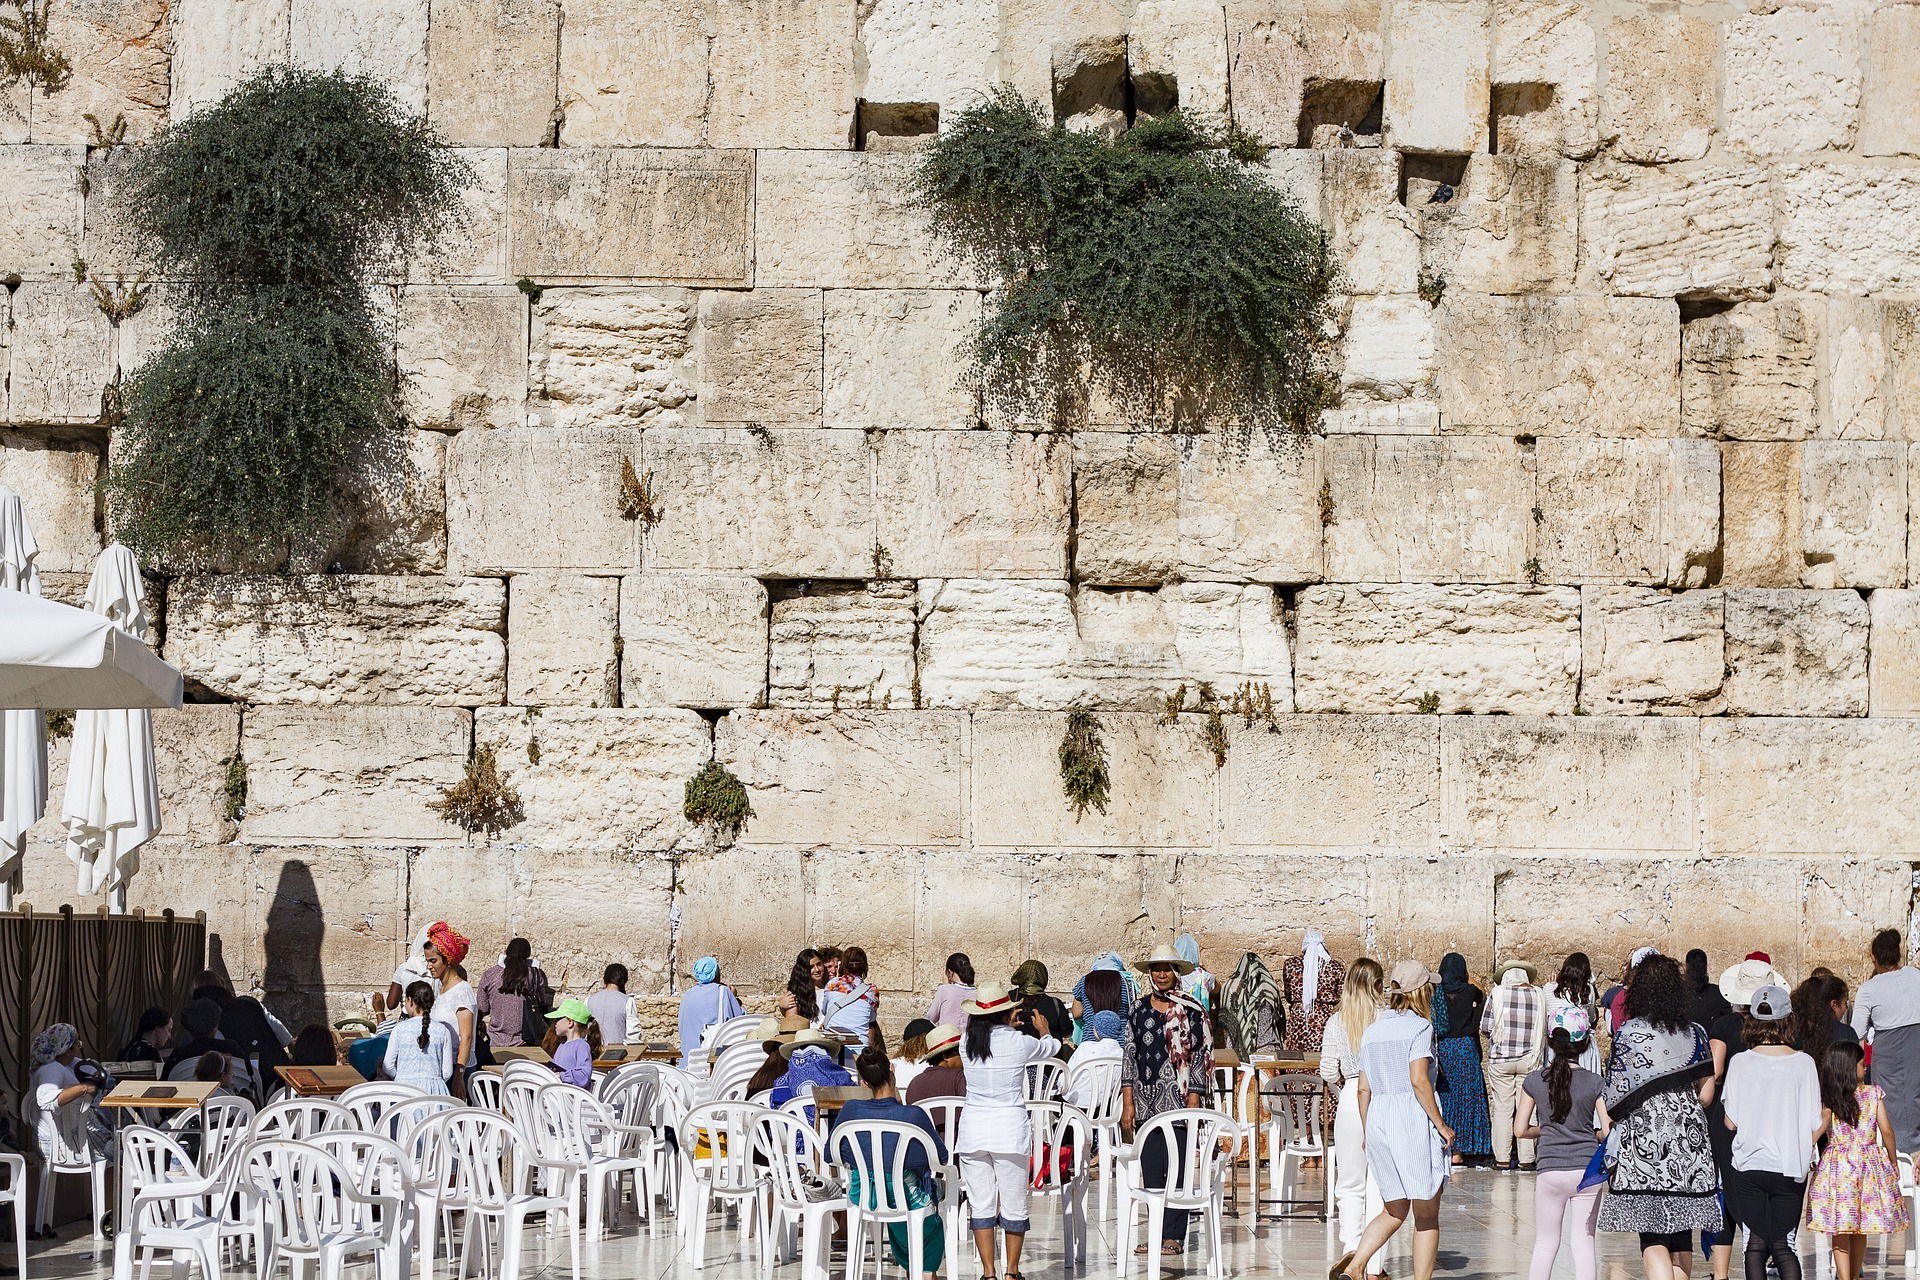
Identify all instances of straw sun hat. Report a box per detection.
[1133,944,1196,975]
[779,1028,840,1058]
[961,981,1018,1016]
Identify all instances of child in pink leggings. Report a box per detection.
[1516,1009,1610,1280]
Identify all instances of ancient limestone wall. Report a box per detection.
[5,0,1920,1027]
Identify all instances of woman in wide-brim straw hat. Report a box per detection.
[1122,943,1215,1258]
[1334,960,1455,1280]
[954,981,1061,1280]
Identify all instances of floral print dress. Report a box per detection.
[1807,1085,1910,1235]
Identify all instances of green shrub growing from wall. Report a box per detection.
[912,91,1339,435]
[102,67,468,569]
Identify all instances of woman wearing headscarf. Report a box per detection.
[425,921,477,1098]
[1175,934,1216,1011]
[1010,960,1071,1051]
[1283,929,1346,1055]
[1123,945,1215,1260]
[26,1024,102,1238]
[1220,952,1286,1059]
[1072,952,1139,1025]
[1431,953,1492,1165]
[678,955,746,1067]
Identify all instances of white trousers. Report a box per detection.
[1335,1078,1387,1254]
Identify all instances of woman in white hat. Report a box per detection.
[955,982,1060,1280]
[1122,943,1215,1259]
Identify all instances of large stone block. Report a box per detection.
[1294,583,1580,713]
[153,704,243,843]
[331,427,448,575]
[644,428,872,577]
[426,0,558,147]
[619,574,769,709]
[445,428,641,573]
[1703,720,1920,856]
[1265,150,1417,296]
[1492,0,1598,158]
[822,289,978,429]
[768,582,916,709]
[1025,852,1178,994]
[1418,155,1576,295]
[290,0,428,112]
[716,710,966,847]
[396,285,527,430]
[1442,718,1696,853]
[675,848,806,992]
[913,850,1027,992]
[1533,439,1719,586]
[1370,855,1499,968]
[1382,0,1490,154]
[1681,301,1817,442]
[1341,295,1434,405]
[556,0,708,147]
[506,150,752,284]
[1864,8,1920,159]
[529,288,696,429]
[254,846,409,1001]
[30,0,170,143]
[914,579,1078,709]
[1601,12,1715,164]
[506,574,619,706]
[1580,164,1772,302]
[0,432,101,573]
[117,839,252,971]
[6,282,112,423]
[1322,435,1528,583]
[1578,588,1725,716]
[170,0,288,116]
[1822,300,1920,441]
[477,707,710,852]
[697,289,823,426]
[705,0,855,148]
[1177,853,1370,963]
[1224,715,1440,850]
[1722,442,1908,589]
[873,432,1067,579]
[1130,0,1230,130]
[1226,0,1382,148]
[1493,858,1675,981]
[802,848,916,990]
[971,712,1215,849]
[416,149,509,284]
[509,849,673,994]
[1432,294,1677,436]
[404,844,513,964]
[1724,10,1860,157]
[167,575,507,705]
[1777,164,1920,296]
[755,151,974,289]
[1071,582,1294,710]
[1869,590,1920,717]
[1800,861,1914,982]
[855,0,998,122]
[240,706,470,843]
[1723,589,1868,718]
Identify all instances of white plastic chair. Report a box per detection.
[830,1118,944,1280]
[1115,1109,1239,1280]
[678,1101,772,1269]
[112,1126,238,1280]
[752,1110,835,1280]
[0,1153,23,1279]
[535,1084,656,1240]
[708,1044,768,1102]
[1264,1072,1328,1216]
[1067,1055,1125,1221]
[911,1096,969,1250]
[466,1071,504,1111]
[381,1094,464,1146]
[705,1015,767,1057]
[309,1130,415,1280]
[600,1064,676,1214]
[342,1081,427,1131]
[1901,1154,1917,1270]
[249,1094,353,1142]
[30,1098,110,1238]
[1024,1058,1069,1102]
[244,1138,397,1280]
[1028,1100,1094,1266]
[409,1107,579,1280]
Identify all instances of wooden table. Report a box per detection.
[809,1085,874,1115]
[275,1065,367,1097]
[99,1080,221,1112]
[493,1046,553,1065]
[605,1043,679,1064]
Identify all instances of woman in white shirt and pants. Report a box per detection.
[1723,984,1826,1280]
[956,983,1060,1280]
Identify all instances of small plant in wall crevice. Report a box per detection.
[684,760,752,842]
[1058,708,1111,820]
[434,746,524,837]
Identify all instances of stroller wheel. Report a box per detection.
[98,1211,114,1239]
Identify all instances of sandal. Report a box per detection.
[1331,1253,1356,1280]
[1161,1242,1185,1254]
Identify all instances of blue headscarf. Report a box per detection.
[1175,934,1202,970]
[1085,1009,1126,1043]
[692,956,719,984]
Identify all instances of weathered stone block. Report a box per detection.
[1322,435,1529,583]
[1432,294,1677,436]
[707,0,857,148]
[698,289,823,426]
[290,0,428,112]
[1226,0,1382,148]
[803,848,916,990]
[1602,12,1715,164]
[675,848,806,992]
[529,287,695,429]
[506,150,751,284]
[6,283,111,423]
[1371,855,1498,969]
[396,285,527,430]
[445,428,641,573]
[416,149,509,283]
[913,850,1028,992]
[1723,589,1869,718]
[478,707,709,852]
[1130,0,1230,130]
[506,574,619,706]
[873,431,1067,579]
[151,704,241,843]
[1703,720,1920,856]
[167,575,507,705]
[1823,300,1920,441]
[171,0,288,116]
[404,844,512,965]
[556,0,708,147]
[1071,433,1323,584]
[915,579,1077,710]
[1341,296,1434,404]
[1383,0,1490,154]
[1869,590,1920,717]
[1418,155,1576,295]
[717,710,966,847]
[1294,583,1579,713]
[510,849,673,994]
[1777,164,1920,296]
[1178,853,1370,962]
[1265,150,1417,296]
[0,433,100,573]
[822,289,979,429]
[1722,442,1908,589]
[1492,0,1599,158]
[1864,8,1920,159]
[643,428,872,577]
[768,582,916,709]
[1724,9,1860,157]
[1026,852,1177,993]
[241,707,470,843]
[856,0,998,121]
[332,427,448,575]
[1681,301,1817,442]
[1493,858,1675,980]
[254,846,409,999]
[118,839,251,966]
[755,151,974,289]
[1799,861,1915,982]
[1580,164,1773,301]
[1533,439,1720,586]
[1224,714,1439,850]
[972,712,1215,848]
[619,574,769,709]
[426,0,557,147]
[1071,582,1294,709]
[1579,587,1725,716]
[30,0,170,143]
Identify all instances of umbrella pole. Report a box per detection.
[106,883,126,915]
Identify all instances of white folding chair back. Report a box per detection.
[1116,1108,1241,1280]
[409,1107,579,1280]
[601,1063,660,1123]
[244,1138,396,1279]
[678,1101,773,1269]
[1269,1072,1327,1154]
[534,1084,655,1240]
[502,1074,551,1130]
[1024,1057,1069,1102]
[1068,1054,1127,1221]
[911,1095,968,1245]
[1028,1100,1094,1264]
[196,1094,258,1176]
[467,1070,505,1110]
[752,1110,834,1279]
[708,1043,767,1102]
[830,1119,944,1280]
[705,1015,766,1056]
[115,1126,235,1280]
[341,1081,425,1131]
[249,1095,353,1142]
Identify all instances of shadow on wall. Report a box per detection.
[261,859,326,1033]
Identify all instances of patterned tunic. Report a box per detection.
[1596,1020,1721,1236]
[1281,954,1346,1055]
[1122,994,1213,1125]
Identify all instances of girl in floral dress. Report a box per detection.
[1808,1040,1909,1280]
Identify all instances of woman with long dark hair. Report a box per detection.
[955,982,1058,1280]
[1431,953,1491,1165]
[1517,1009,1609,1280]
[1548,953,1602,1072]
[779,948,822,1021]
[927,953,976,1029]
[477,937,552,1050]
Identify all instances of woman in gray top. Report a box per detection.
[1517,1006,1610,1280]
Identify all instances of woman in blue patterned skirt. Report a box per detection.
[1432,953,1492,1164]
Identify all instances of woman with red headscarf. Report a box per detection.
[425,922,477,1098]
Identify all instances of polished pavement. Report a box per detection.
[25,1164,1912,1278]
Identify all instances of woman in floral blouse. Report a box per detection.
[1123,944,1215,1258]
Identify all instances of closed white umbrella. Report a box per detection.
[60,545,163,911]
[0,587,184,710]
[0,485,46,908]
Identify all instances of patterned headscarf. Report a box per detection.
[1221,952,1282,1057]
[426,921,470,968]
[32,1023,76,1066]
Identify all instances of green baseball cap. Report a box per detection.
[546,997,594,1026]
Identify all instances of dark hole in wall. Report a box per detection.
[1132,67,1179,119]
[1490,82,1556,156]
[855,101,940,152]
[1054,38,1129,133]
[1399,152,1470,206]
[1678,298,1738,323]
[1297,79,1384,148]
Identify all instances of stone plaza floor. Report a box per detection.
[21,1165,1915,1279]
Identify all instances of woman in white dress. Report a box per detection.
[1321,958,1389,1277]
[955,982,1061,1280]
[1334,960,1455,1280]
